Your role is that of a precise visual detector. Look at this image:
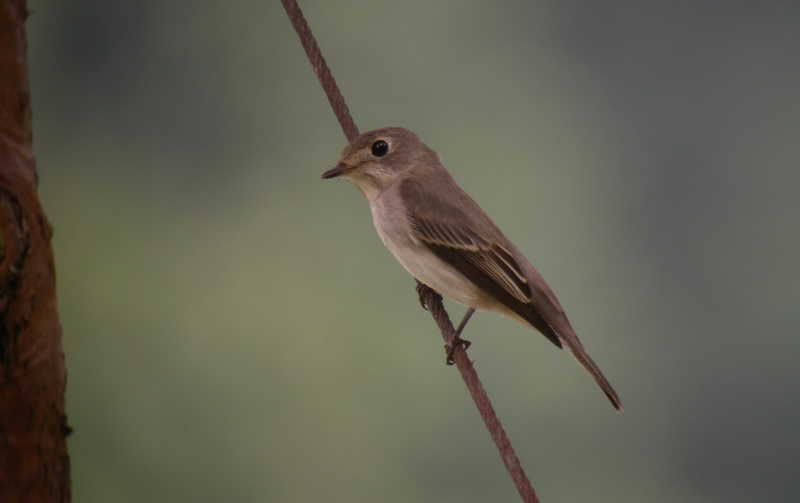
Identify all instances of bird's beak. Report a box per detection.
[321,163,352,179]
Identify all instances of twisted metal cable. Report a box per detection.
[281,2,538,501]
[416,282,539,503]
[281,0,359,142]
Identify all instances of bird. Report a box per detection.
[322,126,622,411]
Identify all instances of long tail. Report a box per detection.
[563,343,623,412]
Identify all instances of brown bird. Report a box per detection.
[323,127,622,411]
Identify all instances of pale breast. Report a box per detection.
[369,187,489,308]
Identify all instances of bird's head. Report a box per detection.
[322,126,439,201]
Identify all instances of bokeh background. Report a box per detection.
[27,1,799,501]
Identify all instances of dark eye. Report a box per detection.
[371,140,389,157]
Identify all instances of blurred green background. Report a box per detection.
[27,1,800,501]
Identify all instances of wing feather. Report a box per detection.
[400,177,562,348]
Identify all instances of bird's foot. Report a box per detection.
[445,337,471,365]
[415,280,438,310]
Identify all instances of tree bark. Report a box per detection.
[0,0,71,501]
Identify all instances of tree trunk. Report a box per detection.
[0,0,71,501]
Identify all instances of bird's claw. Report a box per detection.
[445,337,471,365]
[415,281,434,310]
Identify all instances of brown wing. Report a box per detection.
[400,177,562,348]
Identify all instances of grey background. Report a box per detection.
[28,1,800,501]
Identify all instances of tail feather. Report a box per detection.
[563,343,623,412]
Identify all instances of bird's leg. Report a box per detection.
[414,280,473,365]
[446,307,475,365]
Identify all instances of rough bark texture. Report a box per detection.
[0,0,71,501]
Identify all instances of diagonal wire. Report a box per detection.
[416,282,539,503]
[281,0,359,142]
[281,2,538,501]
